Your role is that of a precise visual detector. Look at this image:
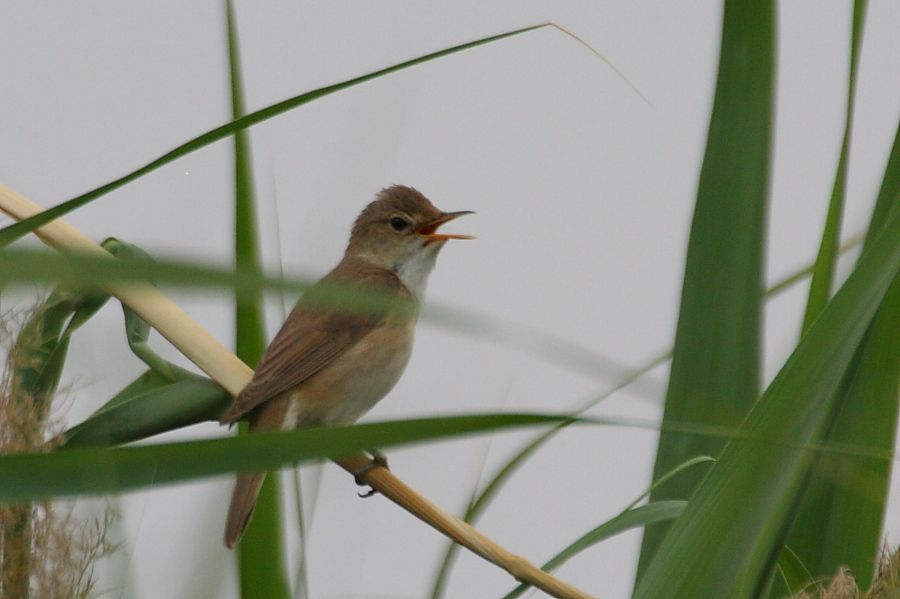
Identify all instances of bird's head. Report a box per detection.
[346,185,473,296]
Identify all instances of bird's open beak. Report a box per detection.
[417,211,476,242]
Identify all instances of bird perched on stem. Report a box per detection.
[220,185,473,548]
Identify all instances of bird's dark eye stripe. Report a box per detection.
[389,216,410,231]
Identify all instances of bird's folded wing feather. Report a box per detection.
[220,265,407,423]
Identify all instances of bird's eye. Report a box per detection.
[389,216,410,232]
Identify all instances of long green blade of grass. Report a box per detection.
[0,226,862,313]
[866,123,900,243]
[502,501,688,599]
[223,3,291,596]
[228,0,266,379]
[0,247,633,384]
[635,0,774,581]
[781,119,900,589]
[500,457,713,599]
[0,24,548,249]
[633,190,900,598]
[800,0,867,334]
[427,350,670,599]
[0,247,314,293]
[0,414,570,502]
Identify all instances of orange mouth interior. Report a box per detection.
[417,211,475,241]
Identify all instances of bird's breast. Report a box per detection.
[283,318,415,428]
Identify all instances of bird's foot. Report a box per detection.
[354,451,389,498]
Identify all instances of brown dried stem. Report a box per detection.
[0,185,594,599]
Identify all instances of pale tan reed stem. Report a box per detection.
[0,184,595,599]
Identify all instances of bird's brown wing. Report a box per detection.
[219,264,409,424]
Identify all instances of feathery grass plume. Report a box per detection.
[1,304,44,599]
[790,546,900,599]
[866,545,900,597]
[0,303,116,598]
[823,569,859,599]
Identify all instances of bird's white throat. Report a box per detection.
[393,244,441,300]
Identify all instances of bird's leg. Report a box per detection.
[370,449,389,470]
[353,450,390,498]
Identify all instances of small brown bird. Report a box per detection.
[220,185,473,548]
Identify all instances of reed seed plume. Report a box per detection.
[790,545,900,599]
[0,304,117,599]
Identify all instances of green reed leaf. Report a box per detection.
[0,414,570,502]
[781,117,900,589]
[634,183,900,599]
[635,0,774,580]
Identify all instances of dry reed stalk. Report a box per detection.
[0,184,594,599]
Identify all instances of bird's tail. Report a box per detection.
[224,471,267,549]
